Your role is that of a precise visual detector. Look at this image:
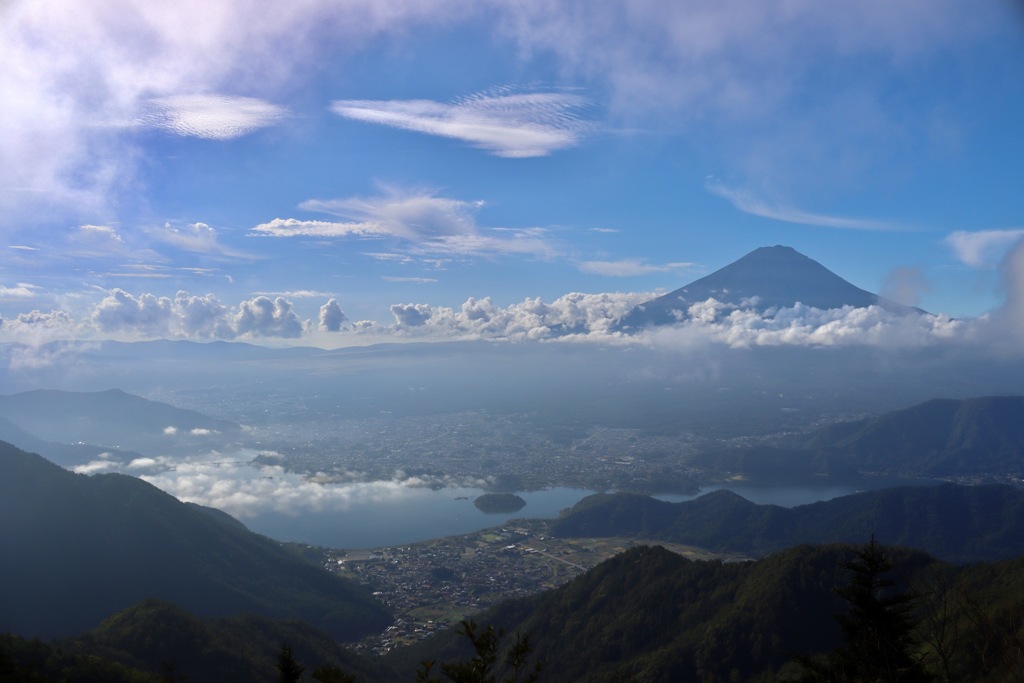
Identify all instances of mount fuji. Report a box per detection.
[617,245,926,330]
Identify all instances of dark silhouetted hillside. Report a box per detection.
[0,441,391,640]
[71,599,398,683]
[394,541,1024,682]
[391,543,938,682]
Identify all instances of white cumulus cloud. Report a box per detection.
[129,456,469,519]
[946,230,1024,268]
[639,300,965,351]
[88,289,305,340]
[233,296,306,338]
[381,291,653,340]
[319,298,347,332]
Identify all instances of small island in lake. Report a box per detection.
[474,493,527,514]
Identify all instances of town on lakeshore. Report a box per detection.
[320,518,749,655]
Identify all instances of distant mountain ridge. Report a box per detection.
[0,388,241,457]
[692,395,1024,479]
[550,483,1024,563]
[0,415,148,467]
[798,395,1024,476]
[618,245,924,329]
[0,441,391,640]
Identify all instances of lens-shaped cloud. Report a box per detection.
[139,94,288,140]
[256,189,559,259]
[331,89,593,157]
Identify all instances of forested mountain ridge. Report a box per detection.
[9,540,1024,683]
[551,483,1024,563]
[390,542,1024,682]
[0,598,404,683]
[797,395,1024,475]
[0,441,391,641]
[71,599,399,683]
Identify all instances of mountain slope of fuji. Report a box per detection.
[618,245,924,330]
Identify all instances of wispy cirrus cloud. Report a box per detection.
[253,290,333,299]
[98,270,173,279]
[707,182,903,231]
[365,252,414,264]
[945,229,1024,268]
[150,221,252,258]
[578,259,697,277]
[69,224,133,258]
[497,1,997,119]
[250,218,387,238]
[409,230,556,259]
[138,94,288,140]
[330,88,593,158]
[97,265,223,281]
[76,224,124,244]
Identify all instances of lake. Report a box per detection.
[242,478,921,549]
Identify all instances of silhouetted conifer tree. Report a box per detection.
[311,664,356,683]
[797,538,932,682]
[417,619,541,683]
[277,643,304,683]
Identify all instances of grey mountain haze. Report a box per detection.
[0,389,241,456]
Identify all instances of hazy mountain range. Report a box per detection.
[0,388,242,460]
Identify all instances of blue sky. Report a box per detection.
[2,0,1023,346]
